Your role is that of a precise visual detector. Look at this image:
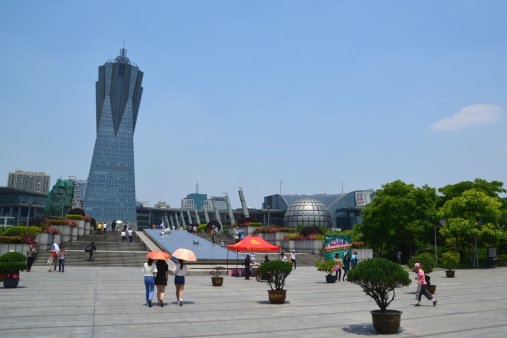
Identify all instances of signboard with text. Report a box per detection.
[324,234,352,261]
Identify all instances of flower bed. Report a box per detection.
[283,233,324,241]
[254,227,296,234]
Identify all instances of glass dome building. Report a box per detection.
[283,198,332,228]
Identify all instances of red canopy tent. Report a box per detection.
[227,236,280,274]
[228,236,280,252]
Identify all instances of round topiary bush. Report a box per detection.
[440,251,460,271]
[347,258,411,312]
[0,251,28,275]
[300,226,323,237]
[68,208,85,216]
[407,253,436,274]
[258,260,293,291]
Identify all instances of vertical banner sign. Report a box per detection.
[324,234,352,261]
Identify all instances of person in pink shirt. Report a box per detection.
[414,263,437,307]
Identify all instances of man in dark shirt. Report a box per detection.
[244,254,251,280]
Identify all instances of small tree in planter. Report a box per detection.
[0,251,28,288]
[347,258,411,334]
[407,252,436,284]
[315,260,337,283]
[209,266,226,286]
[258,260,293,304]
[440,251,460,277]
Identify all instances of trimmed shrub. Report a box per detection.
[347,258,411,312]
[407,253,436,274]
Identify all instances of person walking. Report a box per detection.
[87,241,96,262]
[128,228,133,242]
[334,253,344,281]
[121,230,127,243]
[26,245,37,272]
[97,223,102,234]
[290,250,297,269]
[342,252,351,281]
[58,245,68,272]
[351,251,359,269]
[155,259,169,307]
[414,263,437,307]
[112,220,117,232]
[143,258,157,308]
[103,223,107,233]
[244,254,251,280]
[172,259,188,306]
[280,252,288,262]
[397,251,402,264]
[49,242,60,272]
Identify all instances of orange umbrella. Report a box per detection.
[145,251,172,260]
[172,248,197,261]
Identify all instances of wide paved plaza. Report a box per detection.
[0,266,506,337]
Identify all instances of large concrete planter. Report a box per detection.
[282,240,324,255]
[61,226,72,242]
[256,232,286,246]
[53,234,61,246]
[0,244,30,256]
[85,221,91,235]
[71,227,78,241]
[37,233,53,250]
[77,220,85,236]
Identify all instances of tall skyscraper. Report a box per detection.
[84,48,143,223]
[8,170,51,195]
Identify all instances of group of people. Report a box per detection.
[143,258,188,307]
[243,250,297,280]
[121,228,134,242]
[47,242,68,272]
[96,220,125,234]
[333,251,359,281]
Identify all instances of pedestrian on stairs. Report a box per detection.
[121,230,127,242]
[103,223,107,233]
[87,242,96,262]
[128,228,133,242]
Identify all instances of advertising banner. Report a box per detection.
[324,234,352,261]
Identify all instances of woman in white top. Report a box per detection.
[172,259,188,306]
[143,258,157,307]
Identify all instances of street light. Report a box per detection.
[26,198,33,231]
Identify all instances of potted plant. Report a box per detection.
[209,266,226,286]
[407,252,436,293]
[440,251,460,278]
[347,258,411,334]
[257,260,293,304]
[0,251,28,288]
[315,260,337,283]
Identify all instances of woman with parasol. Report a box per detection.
[171,248,196,306]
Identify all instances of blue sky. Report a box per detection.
[1,1,506,209]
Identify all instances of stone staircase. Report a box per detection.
[32,229,149,268]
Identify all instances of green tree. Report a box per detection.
[438,179,506,207]
[354,180,438,258]
[438,189,504,265]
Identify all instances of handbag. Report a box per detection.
[47,257,52,264]
[85,244,92,253]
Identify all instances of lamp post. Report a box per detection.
[26,198,33,231]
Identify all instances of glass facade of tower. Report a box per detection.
[84,49,143,223]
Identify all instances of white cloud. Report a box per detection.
[430,104,502,131]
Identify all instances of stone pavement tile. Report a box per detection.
[1,265,507,337]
